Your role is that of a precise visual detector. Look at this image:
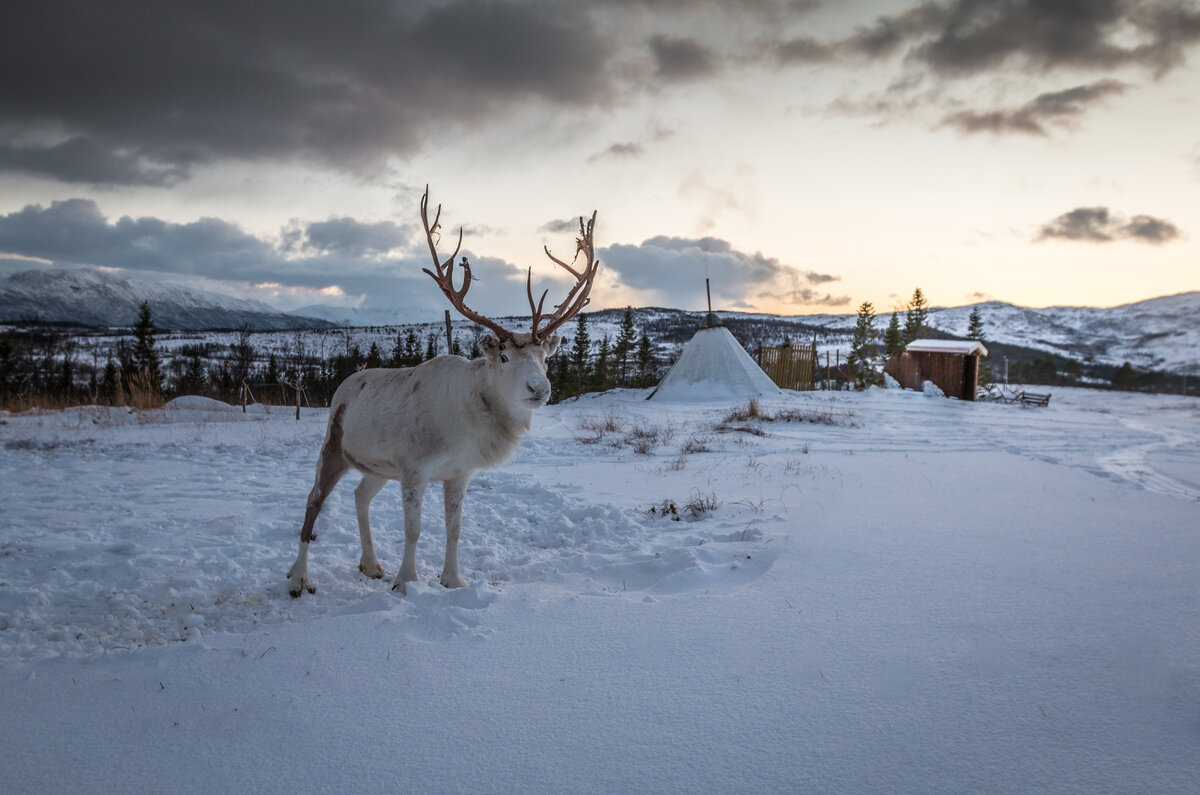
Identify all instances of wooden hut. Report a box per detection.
[885,339,988,401]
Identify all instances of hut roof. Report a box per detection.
[906,339,988,357]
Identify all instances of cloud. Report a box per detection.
[0,1,613,185]
[600,235,847,310]
[1036,207,1181,244]
[297,217,412,257]
[588,142,645,163]
[648,34,720,80]
[941,80,1128,135]
[0,199,533,316]
[915,0,1200,77]
[775,1,1200,129]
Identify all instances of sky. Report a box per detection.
[0,0,1197,321]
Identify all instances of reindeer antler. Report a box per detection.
[528,210,599,343]
[421,186,599,347]
[420,186,517,345]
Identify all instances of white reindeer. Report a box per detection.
[287,187,599,597]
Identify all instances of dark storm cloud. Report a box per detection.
[0,1,612,185]
[0,199,530,314]
[649,35,720,80]
[915,0,1200,77]
[941,80,1128,135]
[775,1,1200,75]
[301,218,411,257]
[1037,207,1181,244]
[0,137,191,187]
[601,236,846,309]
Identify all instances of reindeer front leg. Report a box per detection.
[392,478,424,595]
[441,476,470,589]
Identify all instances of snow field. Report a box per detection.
[2,386,1199,792]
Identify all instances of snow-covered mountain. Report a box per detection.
[0,269,330,330]
[923,293,1200,372]
[3,267,1196,372]
[785,292,1200,372]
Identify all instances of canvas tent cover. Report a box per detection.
[905,339,989,357]
[648,325,782,401]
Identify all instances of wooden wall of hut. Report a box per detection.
[885,352,980,400]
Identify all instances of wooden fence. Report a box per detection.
[758,343,817,391]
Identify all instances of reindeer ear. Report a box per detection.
[479,335,501,360]
[542,334,562,356]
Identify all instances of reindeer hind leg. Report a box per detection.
[287,407,350,597]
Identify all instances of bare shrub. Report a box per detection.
[713,421,765,437]
[648,499,681,521]
[773,403,858,427]
[665,455,687,471]
[684,491,720,518]
[681,435,712,454]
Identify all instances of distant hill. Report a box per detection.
[0,269,331,331]
[2,267,1196,372]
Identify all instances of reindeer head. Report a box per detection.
[478,332,562,409]
[420,186,594,408]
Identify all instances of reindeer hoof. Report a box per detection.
[358,560,385,579]
[391,579,407,596]
[287,575,316,598]
[440,572,468,589]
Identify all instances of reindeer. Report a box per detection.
[286,187,599,597]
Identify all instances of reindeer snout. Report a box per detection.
[527,378,551,404]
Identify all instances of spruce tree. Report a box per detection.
[593,335,612,392]
[966,306,986,342]
[131,300,162,389]
[568,314,591,393]
[902,287,928,344]
[0,334,15,403]
[180,352,208,395]
[883,312,903,358]
[265,354,280,385]
[847,301,879,388]
[101,357,120,403]
[403,329,420,366]
[635,332,654,388]
[424,333,438,361]
[613,306,636,387]
[365,341,383,368]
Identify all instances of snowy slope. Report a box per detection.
[0,269,329,330]
[2,387,1199,792]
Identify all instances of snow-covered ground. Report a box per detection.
[2,386,1198,792]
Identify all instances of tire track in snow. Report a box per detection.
[1096,418,1200,503]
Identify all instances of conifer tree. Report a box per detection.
[180,352,208,395]
[568,314,591,393]
[265,354,280,385]
[902,287,928,344]
[365,341,383,368]
[966,306,986,342]
[424,333,438,361]
[593,335,612,392]
[883,312,903,358]
[635,332,654,388]
[131,300,162,389]
[847,301,879,388]
[101,357,120,403]
[1112,362,1137,391]
[613,306,636,386]
[0,334,16,403]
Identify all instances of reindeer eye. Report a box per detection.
[500,354,509,363]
